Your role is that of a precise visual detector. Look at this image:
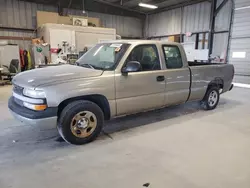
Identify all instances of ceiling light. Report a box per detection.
[138,3,158,9]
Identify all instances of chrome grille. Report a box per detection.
[13,85,23,95]
[14,97,24,107]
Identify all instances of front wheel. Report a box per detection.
[201,86,220,110]
[57,100,104,145]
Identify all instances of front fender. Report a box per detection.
[43,77,115,107]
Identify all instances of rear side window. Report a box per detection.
[162,45,183,69]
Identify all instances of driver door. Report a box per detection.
[115,44,166,116]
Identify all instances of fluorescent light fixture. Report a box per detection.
[139,3,158,9]
[235,6,250,10]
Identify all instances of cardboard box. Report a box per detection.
[37,11,101,27]
[168,35,180,42]
[37,11,59,27]
[88,17,101,27]
[58,16,72,25]
[69,15,101,27]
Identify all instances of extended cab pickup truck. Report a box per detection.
[8,40,234,145]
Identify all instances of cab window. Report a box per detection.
[126,45,161,71]
[162,45,183,69]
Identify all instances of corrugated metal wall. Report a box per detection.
[182,2,211,33]
[0,0,58,29]
[0,0,57,49]
[66,9,142,38]
[0,30,35,50]
[146,2,211,37]
[0,0,143,49]
[89,12,142,39]
[146,8,181,37]
[229,0,250,75]
[215,0,232,31]
[146,0,233,62]
[146,0,232,37]
[212,0,233,58]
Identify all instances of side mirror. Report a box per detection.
[121,61,142,75]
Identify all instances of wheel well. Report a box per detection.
[57,95,111,120]
[208,78,224,90]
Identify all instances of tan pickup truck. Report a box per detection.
[9,40,234,145]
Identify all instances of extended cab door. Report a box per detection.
[161,45,190,106]
[115,44,166,116]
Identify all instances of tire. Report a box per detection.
[201,86,220,110]
[57,100,104,145]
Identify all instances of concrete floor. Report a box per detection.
[0,85,250,188]
[234,75,250,84]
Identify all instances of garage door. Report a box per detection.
[229,0,250,76]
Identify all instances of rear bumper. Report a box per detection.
[8,96,57,127]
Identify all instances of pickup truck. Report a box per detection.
[8,40,234,145]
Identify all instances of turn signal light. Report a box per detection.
[34,104,47,111]
[23,102,47,111]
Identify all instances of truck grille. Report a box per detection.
[14,97,24,107]
[13,85,23,95]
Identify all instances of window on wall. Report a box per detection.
[162,45,183,69]
[126,45,161,71]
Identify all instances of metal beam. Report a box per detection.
[208,0,217,56]
[0,36,32,41]
[148,31,209,39]
[214,30,229,34]
[214,0,229,17]
[225,0,234,63]
[113,0,134,5]
[0,26,34,32]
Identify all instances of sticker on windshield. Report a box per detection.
[110,43,122,48]
[115,47,121,52]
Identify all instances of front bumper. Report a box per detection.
[8,96,58,127]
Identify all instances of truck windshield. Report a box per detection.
[76,43,130,70]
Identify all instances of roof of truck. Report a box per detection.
[107,40,181,46]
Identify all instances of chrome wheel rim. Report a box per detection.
[208,90,218,107]
[70,111,97,138]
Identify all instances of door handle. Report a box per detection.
[157,76,165,82]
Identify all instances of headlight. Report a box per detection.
[23,88,46,98]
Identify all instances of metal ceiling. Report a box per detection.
[21,0,209,18]
[100,0,209,13]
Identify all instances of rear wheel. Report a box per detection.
[57,100,104,145]
[201,86,220,110]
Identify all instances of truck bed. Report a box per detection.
[187,62,234,102]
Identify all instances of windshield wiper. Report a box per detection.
[77,63,95,69]
[76,63,105,70]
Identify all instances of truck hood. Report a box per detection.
[12,64,103,88]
